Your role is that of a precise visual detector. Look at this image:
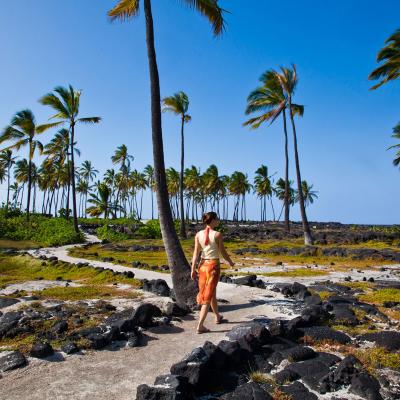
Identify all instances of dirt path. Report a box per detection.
[0,237,295,400]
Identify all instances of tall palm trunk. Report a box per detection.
[26,140,33,221]
[179,116,187,238]
[144,0,196,307]
[282,109,290,232]
[6,165,11,210]
[70,124,79,233]
[288,98,313,245]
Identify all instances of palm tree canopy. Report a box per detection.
[369,29,400,90]
[254,165,273,197]
[244,68,304,129]
[108,0,226,36]
[163,91,190,118]
[297,181,318,206]
[39,85,101,129]
[388,122,400,167]
[112,144,134,172]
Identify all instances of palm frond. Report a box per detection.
[77,117,102,124]
[108,0,140,21]
[36,121,65,133]
[181,0,226,36]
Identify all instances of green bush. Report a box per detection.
[96,225,131,242]
[0,213,83,246]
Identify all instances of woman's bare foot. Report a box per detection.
[196,326,210,334]
[215,314,225,324]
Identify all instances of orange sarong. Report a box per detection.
[196,259,220,305]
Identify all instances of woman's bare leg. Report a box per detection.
[210,292,221,321]
[197,304,210,331]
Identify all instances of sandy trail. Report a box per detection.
[1,237,295,400]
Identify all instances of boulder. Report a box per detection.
[233,275,258,287]
[281,381,318,400]
[358,331,400,351]
[132,303,162,327]
[52,320,68,335]
[105,308,136,332]
[30,341,54,358]
[0,351,27,372]
[298,326,351,345]
[163,302,188,317]
[287,359,331,392]
[142,279,171,297]
[219,382,272,400]
[350,372,383,400]
[86,333,110,349]
[61,342,79,354]
[226,322,270,345]
[273,368,300,384]
[0,298,20,309]
[136,384,188,400]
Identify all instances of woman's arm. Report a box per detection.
[216,232,235,267]
[190,233,201,280]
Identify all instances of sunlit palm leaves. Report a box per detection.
[108,0,225,36]
[369,29,400,90]
[388,123,400,168]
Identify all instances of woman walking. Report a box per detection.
[191,212,235,334]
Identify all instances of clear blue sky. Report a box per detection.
[0,0,399,224]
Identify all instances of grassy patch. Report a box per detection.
[248,370,273,384]
[352,347,400,372]
[330,323,377,336]
[0,254,142,288]
[33,285,141,301]
[0,239,39,250]
[259,268,329,278]
[359,288,400,306]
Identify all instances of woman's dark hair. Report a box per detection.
[202,211,218,225]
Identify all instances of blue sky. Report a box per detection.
[0,0,399,224]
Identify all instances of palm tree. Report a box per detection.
[229,171,251,221]
[277,65,313,245]
[275,177,295,221]
[14,159,29,210]
[0,150,17,210]
[163,91,191,238]
[297,181,318,208]
[108,0,225,307]
[244,70,303,232]
[369,29,400,90]
[79,160,98,216]
[87,182,121,218]
[166,167,180,219]
[143,164,155,219]
[388,123,400,168]
[39,85,101,232]
[184,165,202,221]
[0,110,55,220]
[254,165,274,221]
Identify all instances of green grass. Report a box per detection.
[0,254,142,288]
[359,288,400,306]
[353,347,400,372]
[33,285,141,301]
[0,239,39,250]
[259,268,329,278]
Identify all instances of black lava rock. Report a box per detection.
[350,372,383,400]
[0,351,27,372]
[132,303,162,327]
[219,382,272,400]
[30,341,54,358]
[281,381,318,400]
[0,298,20,309]
[358,331,400,351]
[298,326,351,345]
[142,279,171,297]
[61,342,79,354]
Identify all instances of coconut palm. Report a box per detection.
[388,123,400,168]
[184,165,202,221]
[0,110,55,220]
[108,0,225,307]
[276,65,313,245]
[244,70,303,232]
[275,178,295,221]
[14,159,29,210]
[39,85,101,232]
[166,167,180,219]
[163,91,191,238]
[229,171,251,221]
[254,165,274,221]
[297,181,318,208]
[112,145,133,214]
[0,150,17,210]
[87,182,121,219]
[143,164,155,219]
[79,160,98,216]
[369,29,400,90]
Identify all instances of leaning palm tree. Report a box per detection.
[388,123,400,168]
[163,91,191,238]
[275,178,295,221]
[0,150,17,210]
[0,110,55,220]
[369,29,400,90]
[244,70,303,232]
[276,65,313,245]
[39,85,101,232]
[108,0,226,307]
[297,181,318,208]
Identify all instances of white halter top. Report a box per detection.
[198,229,219,260]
